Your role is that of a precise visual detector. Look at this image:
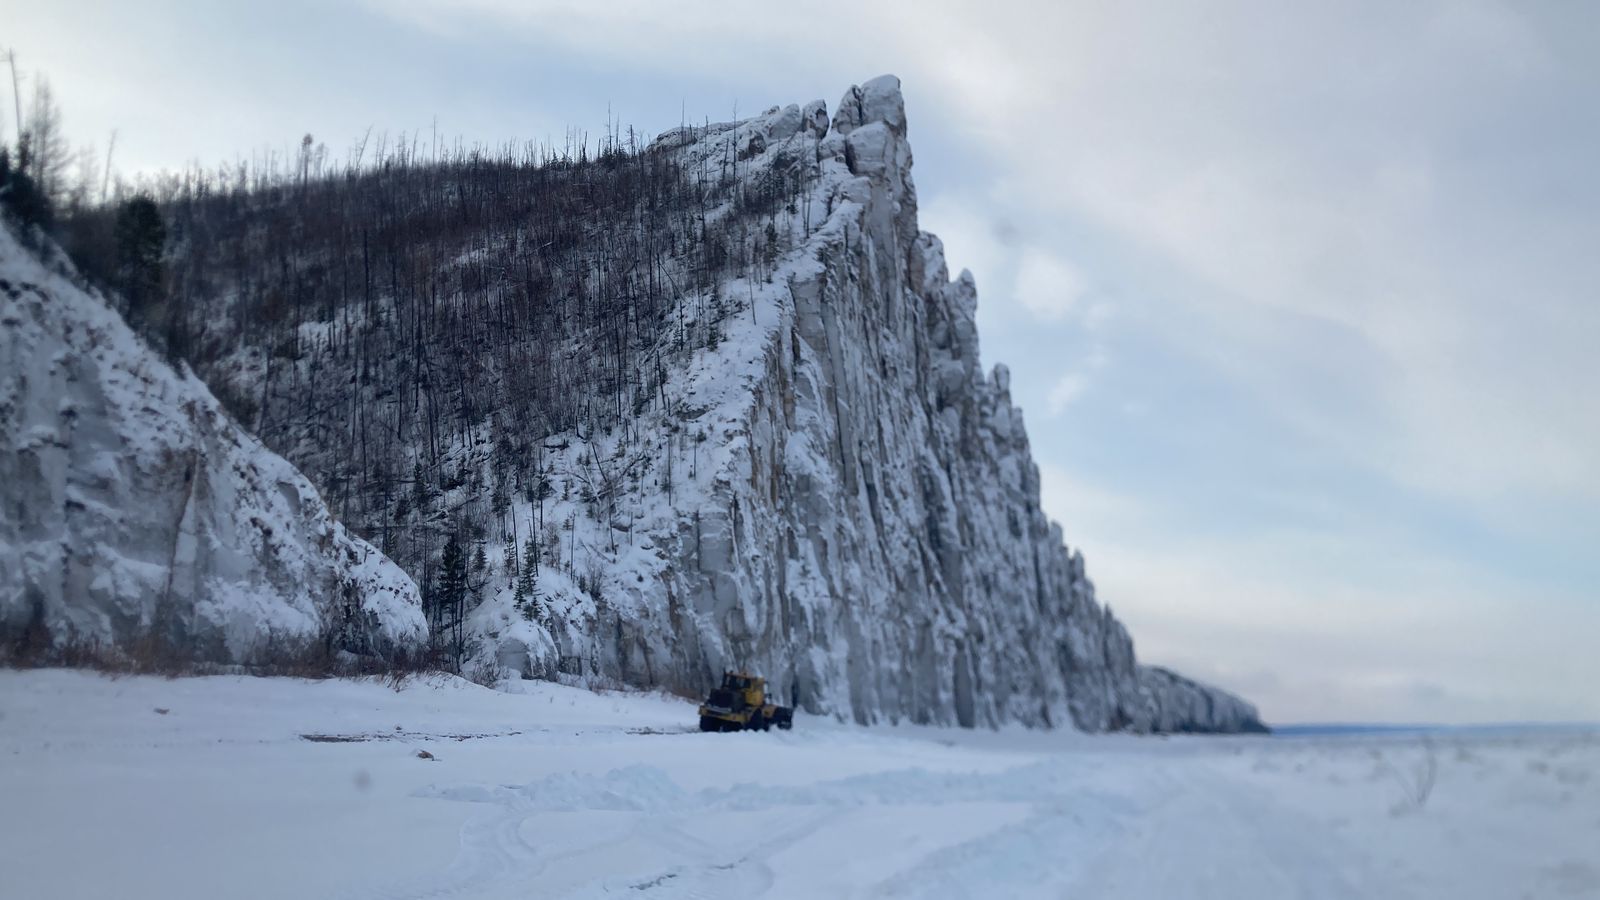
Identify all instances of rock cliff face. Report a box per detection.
[469,77,1263,732]
[64,73,1260,731]
[0,227,425,662]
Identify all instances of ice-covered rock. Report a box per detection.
[0,225,425,662]
[464,76,1262,732]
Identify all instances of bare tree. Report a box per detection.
[25,76,69,206]
[3,49,21,144]
[54,107,813,609]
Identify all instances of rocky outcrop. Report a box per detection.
[0,226,425,662]
[1140,667,1269,733]
[475,77,1263,733]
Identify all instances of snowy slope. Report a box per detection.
[2,669,1594,900]
[0,225,425,661]
[458,78,1262,732]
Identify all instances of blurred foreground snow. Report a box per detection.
[1,670,1594,899]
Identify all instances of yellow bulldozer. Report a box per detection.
[698,671,794,732]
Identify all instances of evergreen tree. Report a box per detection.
[469,542,488,612]
[436,535,466,620]
[411,460,430,516]
[113,194,165,327]
[490,478,509,522]
[517,536,540,622]
[502,534,518,589]
[0,145,53,231]
[435,533,468,663]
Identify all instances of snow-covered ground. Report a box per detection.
[2,670,1595,899]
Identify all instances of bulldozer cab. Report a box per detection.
[721,671,765,708]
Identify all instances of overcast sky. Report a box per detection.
[8,0,1597,724]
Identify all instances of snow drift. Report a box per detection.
[0,225,425,661]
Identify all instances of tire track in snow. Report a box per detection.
[863,785,1147,898]
[346,790,542,900]
[360,756,1383,899]
[362,758,1128,898]
[1063,762,1394,900]
[610,807,844,898]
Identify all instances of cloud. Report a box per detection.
[1045,373,1087,415]
[1044,345,1108,416]
[1036,462,1600,724]
[1013,250,1088,322]
[931,3,1600,507]
[1036,462,1147,535]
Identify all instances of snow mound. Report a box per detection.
[0,225,425,660]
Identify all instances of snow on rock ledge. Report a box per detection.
[0,226,425,661]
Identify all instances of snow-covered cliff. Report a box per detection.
[0,225,425,662]
[465,77,1263,732]
[85,74,1260,731]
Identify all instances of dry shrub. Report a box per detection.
[2,618,447,687]
[658,679,706,703]
[464,658,505,688]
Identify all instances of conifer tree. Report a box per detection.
[114,194,165,328]
[502,534,518,589]
[412,460,430,516]
[469,542,488,611]
[436,533,467,643]
[518,536,540,622]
